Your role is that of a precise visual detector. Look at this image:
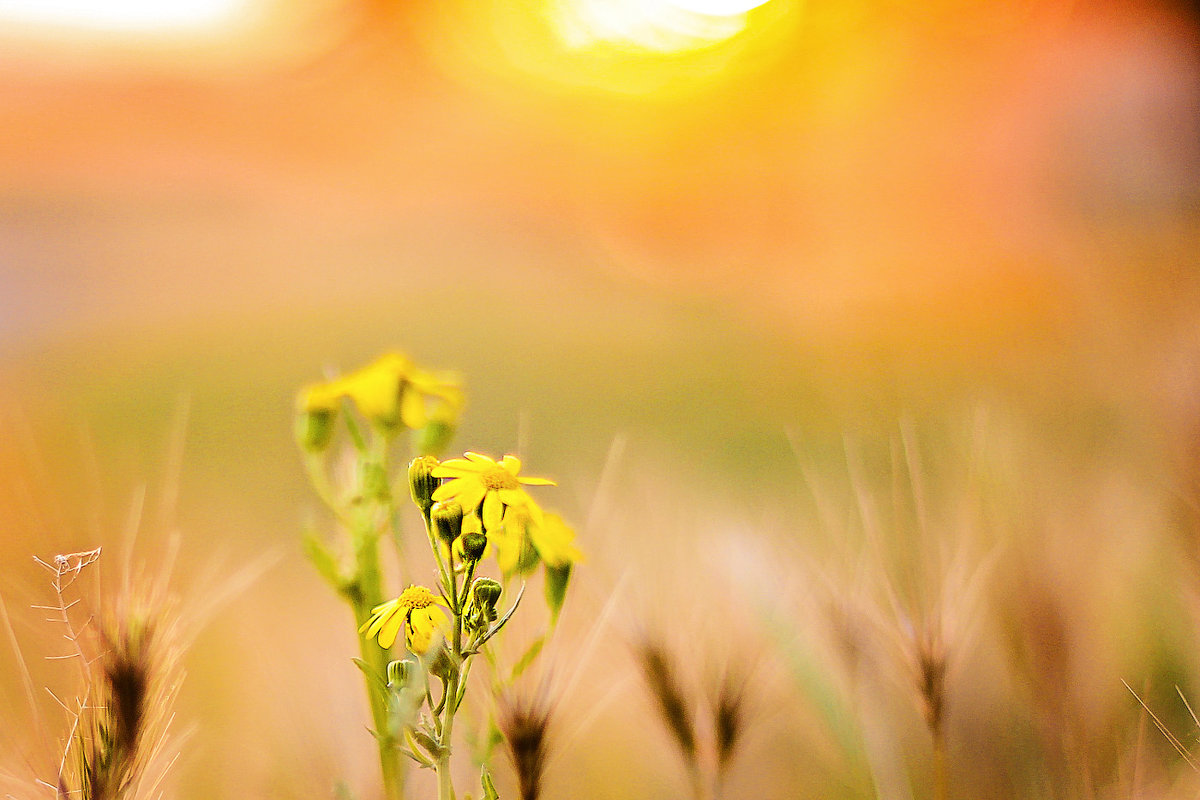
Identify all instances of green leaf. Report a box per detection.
[302,528,343,588]
[475,583,525,648]
[412,730,443,759]
[351,657,388,695]
[481,766,501,800]
[509,636,545,682]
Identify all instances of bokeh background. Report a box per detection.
[2,0,1200,797]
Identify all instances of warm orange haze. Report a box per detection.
[1,1,1199,798]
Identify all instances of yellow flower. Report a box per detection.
[405,365,465,429]
[431,453,554,532]
[296,353,463,432]
[493,508,584,574]
[359,585,449,653]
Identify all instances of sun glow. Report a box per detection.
[0,0,245,32]
[556,0,774,52]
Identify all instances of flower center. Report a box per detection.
[398,585,437,609]
[481,466,520,491]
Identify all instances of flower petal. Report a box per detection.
[407,607,447,653]
[431,477,473,501]
[433,459,487,476]
[500,455,521,475]
[496,487,531,507]
[360,599,398,637]
[531,512,584,567]
[456,483,487,515]
[493,531,520,574]
[465,452,497,465]
[400,385,427,429]
[377,608,407,649]
[517,476,556,486]
[482,491,504,531]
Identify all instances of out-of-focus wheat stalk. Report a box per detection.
[498,688,555,800]
[26,547,185,800]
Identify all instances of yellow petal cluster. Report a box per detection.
[493,508,584,574]
[359,585,449,653]
[431,453,554,531]
[298,352,463,431]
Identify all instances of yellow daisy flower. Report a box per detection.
[493,508,584,574]
[431,453,555,532]
[298,380,344,415]
[297,353,463,432]
[359,585,449,653]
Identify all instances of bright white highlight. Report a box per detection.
[556,0,774,52]
[668,0,772,13]
[0,0,244,32]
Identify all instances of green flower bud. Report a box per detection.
[427,641,459,682]
[295,408,335,453]
[387,658,416,689]
[408,456,440,513]
[461,532,487,563]
[415,420,456,458]
[544,562,572,623]
[473,577,502,608]
[468,577,503,629]
[431,500,464,546]
[516,537,541,575]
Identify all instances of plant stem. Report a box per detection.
[931,721,948,800]
[350,435,405,800]
[352,523,405,800]
[436,546,465,800]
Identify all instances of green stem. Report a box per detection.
[351,526,404,800]
[351,435,405,800]
[436,546,464,800]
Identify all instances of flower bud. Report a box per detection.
[471,578,502,621]
[387,658,416,689]
[427,641,459,682]
[431,500,464,546]
[408,456,440,513]
[544,563,572,623]
[415,420,456,458]
[295,408,335,453]
[460,532,487,563]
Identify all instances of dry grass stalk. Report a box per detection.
[709,662,754,798]
[31,548,182,800]
[498,689,555,800]
[635,639,697,768]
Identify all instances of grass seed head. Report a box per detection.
[635,639,697,765]
[499,690,555,800]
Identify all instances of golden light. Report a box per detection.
[556,0,776,52]
[0,0,245,32]
[669,0,773,13]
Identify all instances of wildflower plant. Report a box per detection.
[297,352,581,800]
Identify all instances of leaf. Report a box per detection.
[412,730,442,759]
[351,657,388,695]
[302,529,343,588]
[475,583,526,648]
[509,636,545,682]
[481,766,501,800]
